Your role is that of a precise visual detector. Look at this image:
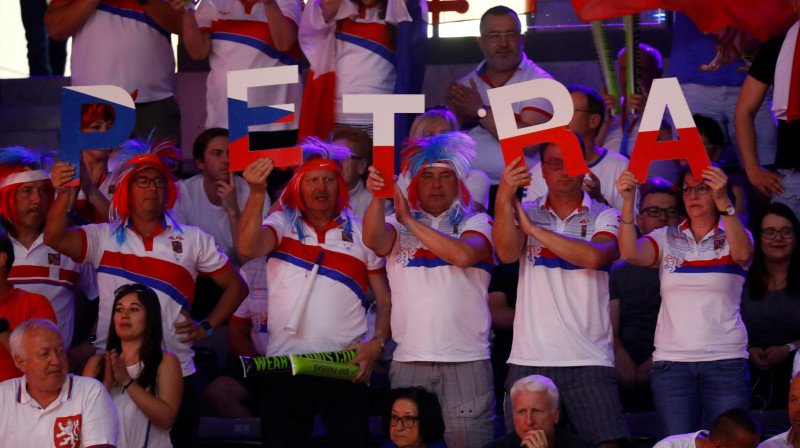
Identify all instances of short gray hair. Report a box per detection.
[9,319,61,368]
[510,375,559,409]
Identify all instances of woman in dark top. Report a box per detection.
[741,202,800,409]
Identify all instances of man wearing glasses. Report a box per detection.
[494,137,629,448]
[447,5,554,188]
[608,180,680,405]
[522,85,637,212]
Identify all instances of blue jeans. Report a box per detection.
[651,359,750,438]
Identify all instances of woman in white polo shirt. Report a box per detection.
[616,166,754,437]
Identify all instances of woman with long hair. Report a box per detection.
[83,283,183,447]
[616,166,754,437]
[741,202,800,409]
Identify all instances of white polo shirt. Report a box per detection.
[384,207,493,362]
[645,220,750,362]
[77,219,231,376]
[232,257,270,356]
[458,54,554,184]
[759,430,793,448]
[510,192,620,367]
[195,0,302,131]
[263,210,384,356]
[172,174,271,263]
[9,234,98,348]
[522,148,638,212]
[55,0,176,103]
[0,374,118,448]
[654,431,706,448]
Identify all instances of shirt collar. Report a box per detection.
[476,53,528,80]
[17,374,72,408]
[679,217,725,239]
[541,191,591,216]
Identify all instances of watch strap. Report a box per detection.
[199,320,213,337]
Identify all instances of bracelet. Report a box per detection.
[122,379,135,391]
[620,218,634,225]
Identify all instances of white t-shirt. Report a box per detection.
[78,220,231,376]
[384,207,493,362]
[110,362,171,448]
[510,192,620,367]
[458,54,554,184]
[9,234,98,348]
[522,148,638,212]
[654,431,707,448]
[172,174,271,263]
[0,374,118,448]
[645,220,751,362]
[263,211,384,356]
[232,257,270,356]
[195,0,302,131]
[58,0,175,103]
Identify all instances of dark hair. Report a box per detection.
[708,409,760,443]
[331,126,373,164]
[192,128,229,162]
[693,114,725,147]
[746,202,800,300]
[639,178,678,210]
[98,283,164,391]
[480,6,520,33]
[386,387,445,444]
[0,233,14,272]
[541,130,585,162]
[567,84,606,134]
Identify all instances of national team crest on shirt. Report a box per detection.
[172,241,183,254]
[712,236,726,251]
[47,253,61,266]
[54,414,82,448]
[663,254,682,273]
[341,229,353,243]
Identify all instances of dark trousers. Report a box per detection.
[261,373,370,448]
[170,373,201,448]
[20,0,66,76]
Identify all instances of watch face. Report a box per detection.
[477,107,487,118]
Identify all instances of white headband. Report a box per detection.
[0,170,50,189]
[426,162,452,169]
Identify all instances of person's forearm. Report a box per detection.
[180,11,212,59]
[142,0,183,34]
[319,0,342,23]
[402,217,486,268]
[46,0,101,40]
[721,213,754,267]
[618,198,649,265]
[735,106,762,173]
[87,189,110,222]
[44,192,76,254]
[492,196,524,263]
[528,225,616,269]
[362,198,394,255]
[126,382,179,429]
[263,1,297,51]
[226,209,242,266]
[206,276,248,330]
[237,190,270,260]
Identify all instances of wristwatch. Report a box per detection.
[718,206,735,216]
[199,320,214,337]
[371,336,386,351]
[475,105,488,119]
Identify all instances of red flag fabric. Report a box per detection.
[570,0,796,42]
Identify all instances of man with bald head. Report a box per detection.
[0,319,117,447]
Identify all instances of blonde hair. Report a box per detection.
[409,109,458,139]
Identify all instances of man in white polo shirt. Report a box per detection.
[494,137,629,448]
[45,139,248,448]
[654,409,760,448]
[363,132,494,448]
[0,319,117,448]
[0,147,97,350]
[238,138,391,447]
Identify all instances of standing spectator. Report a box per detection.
[383,387,447,448]
[0,233,57,383]
[0,147,98,350]
[20,0,67,76]
[364,133,495,448]
[616,167,754,436]
[741,203,800,410]
[237,138,391,447]
[610,181,680,410]
[172,128,271,265]
[735,4,800,218]
[0,319,118,447]
[447,6,553,187]
[84,283,183,448]
[494,138,629,448]
[170,0,302,152]
[45,138,248,448]
[45,0,183,143]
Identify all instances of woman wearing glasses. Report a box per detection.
[740,203,800,410]
[84,284,183,448]
[616,166,754,437]
[383,387,446,448]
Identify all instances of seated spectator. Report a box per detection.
[205,257,268,419]
[0,319,118,447]
[383,387,447,448]
[0,233,57,383]
[741,203,800,410]
[652,409,760,448]
[610,180,680,411]
[758,373,800,448]
[484,375,593,448]
[84,283,183,448]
